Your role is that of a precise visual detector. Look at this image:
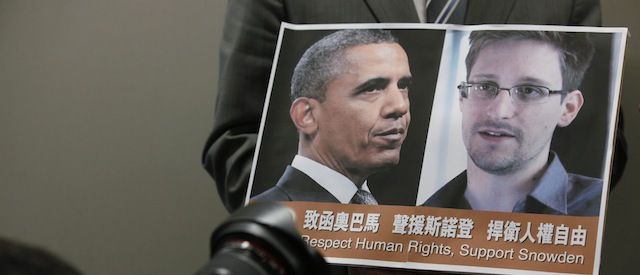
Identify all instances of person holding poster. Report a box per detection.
[423,30,602,216]
[204,0,630,213]
[252,29,413,205]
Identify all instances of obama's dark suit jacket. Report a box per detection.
[251,165,341,202]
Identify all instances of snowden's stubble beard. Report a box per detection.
[465,120,550,175]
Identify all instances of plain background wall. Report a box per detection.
[0,1,227,274]
[0,1,638,274]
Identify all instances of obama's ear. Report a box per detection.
[290,97,319,135]
[557,90,584,127]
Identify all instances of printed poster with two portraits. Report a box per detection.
[245,23,627,275]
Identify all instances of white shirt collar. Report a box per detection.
[413,0,427,23]
[291,155,371,204]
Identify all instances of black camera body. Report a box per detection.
[196,202,329,275]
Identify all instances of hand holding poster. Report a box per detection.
[246,23,627,274]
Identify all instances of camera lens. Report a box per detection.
[204,239,283,275]
[197,202,329,275]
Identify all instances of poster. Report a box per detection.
[245,23,627,274]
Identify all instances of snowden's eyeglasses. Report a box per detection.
[457,82,569,105]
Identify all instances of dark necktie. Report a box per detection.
[426,0,465,24]
[350,189,378,205]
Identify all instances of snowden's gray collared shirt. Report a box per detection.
[422,152,603,216]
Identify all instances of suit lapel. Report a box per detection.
[465,0,516,24]
[362,0,518,24]
[278,166,341,202]
[364,0,420,22]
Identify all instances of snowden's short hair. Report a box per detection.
[465,30,595,91]
[291,29,398,101]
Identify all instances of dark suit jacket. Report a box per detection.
[202,0,623,212]
[251,165,340,203]
[250,165,346,274]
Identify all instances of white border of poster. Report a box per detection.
[245,22,627,275]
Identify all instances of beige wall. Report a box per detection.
[0,1,228,274]
[0,1,638,274]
